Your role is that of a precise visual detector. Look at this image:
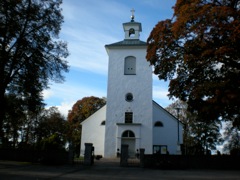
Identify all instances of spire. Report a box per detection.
[130,8,135,22]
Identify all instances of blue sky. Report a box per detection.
[43,0,177,116]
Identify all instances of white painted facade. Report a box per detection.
[152,101,183,154]
[80,105,106,156]
[80,17,183,157]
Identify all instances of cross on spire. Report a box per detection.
[130,8,135,22]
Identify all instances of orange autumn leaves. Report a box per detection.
[146,0,240,125]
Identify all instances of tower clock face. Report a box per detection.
[125,93,133,102]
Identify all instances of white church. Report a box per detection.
[80,12,183,158]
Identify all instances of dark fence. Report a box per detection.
[73,157,84,165]
[143,154,240,170]
[127,158,140,167]
[0,148,69,165]
[2,148,239,170]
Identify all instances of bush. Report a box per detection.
[40,150,68,165]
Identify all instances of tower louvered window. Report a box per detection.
[125,112,133,123]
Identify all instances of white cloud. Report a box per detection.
[56,101,75,117]
[45,100,74,118]
[42,89,53,100]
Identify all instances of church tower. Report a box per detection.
[104,10,153,157]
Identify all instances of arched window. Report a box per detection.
[124,56,136,75]
[129,28,135,37]
[154,121,163,127]
[122,130,135,138]
[101,120,105,125]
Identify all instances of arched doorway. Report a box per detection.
[121,130,136,158]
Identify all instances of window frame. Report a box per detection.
[125,93,133,102]
[124,56,136,75]
[125,112,133,123]
[154,121,163,127]
[122,130,135,138]
[153,145,168,154]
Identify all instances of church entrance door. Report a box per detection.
[121,130,136,158]
[121,139,135,157]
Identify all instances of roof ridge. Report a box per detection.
[105,39,146,47]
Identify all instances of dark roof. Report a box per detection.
[105,39,146,47]
[152,100,184,125]
[123,21,142,26]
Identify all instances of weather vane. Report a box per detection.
[131,8,135,22]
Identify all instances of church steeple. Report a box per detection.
[104,10,152,157]
[123,9,142,40]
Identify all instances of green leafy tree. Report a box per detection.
[2,93,45,148]
[3,94,26,148]
[67,96,106,156]
[166,100,223,155]
[147,0,240,126]
[190,121,223,155]
[35,107,68,151]
[0,0,69,140]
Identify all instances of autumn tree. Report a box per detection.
[67,96,106,156]
[147,0,240,127]
[166,100,223,155]
[0,0,69,140]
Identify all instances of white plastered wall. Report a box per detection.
[152,102,183,154]
[104,46,153,157]
[80,105,106,156]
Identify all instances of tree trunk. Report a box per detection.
[0,89,5,140]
